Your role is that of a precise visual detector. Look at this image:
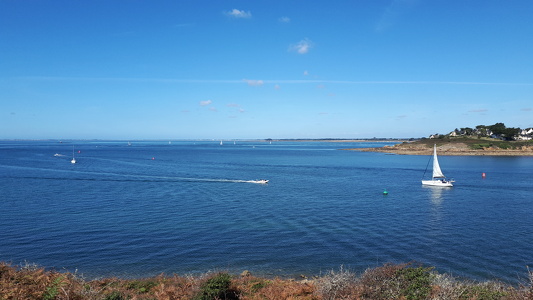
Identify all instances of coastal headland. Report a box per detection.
[343,138,533,156]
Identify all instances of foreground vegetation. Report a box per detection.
[1,262,532,299]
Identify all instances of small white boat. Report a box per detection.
[421,144,453,187]
[71,146,77,164]
[250,179,269,184]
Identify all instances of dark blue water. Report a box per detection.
[0,140,532,283]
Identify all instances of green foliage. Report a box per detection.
[42,276,64,300]
[487,122,520,140]
[395,266,434,300]
[249,280,268,293]
[125,279,157,294]
[470,143,490,150]
[104,290,126,300]
[487,123,507,135]
[194,272,237,300]
[449,122,523,140]
[461,127,474,135]
[499,142,511,149]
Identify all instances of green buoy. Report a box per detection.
[383,189,388,195]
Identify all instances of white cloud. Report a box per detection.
[274,84,281,90]
[303,70,309,76]
[289,39,313,54]
[279,16,290,23]
[225,9,252,19]
[209,107,218,112]
[200,100,212,106]
[243,79,264,86]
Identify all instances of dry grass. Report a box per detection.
[1,262,531,299]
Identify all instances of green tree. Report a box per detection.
[487,123,520,140]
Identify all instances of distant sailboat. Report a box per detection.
[421,144,453,187]
[220,140,223,146]
[71,146,76,164]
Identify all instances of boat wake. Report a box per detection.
[0,165,268,184]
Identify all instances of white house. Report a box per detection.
[517,128,533,140]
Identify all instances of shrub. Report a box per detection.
[357,263,434,300]
[395,266,433,300]
[470,143,490,150]
[193,272,238,300]
[104,290,126,300]
[358,263,405,299]
[42,276,65,300]
[126,279,157,294]
[316,265,357,300]
[498,142,512,149]
[460,281,509,299]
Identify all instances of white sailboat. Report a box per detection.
[70,146,76,164]
[421,144,454,187]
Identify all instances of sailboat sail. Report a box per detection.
[422,144,453,187]
[432,146,445,178]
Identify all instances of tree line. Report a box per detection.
[452,122,525,141]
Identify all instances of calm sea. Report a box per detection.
[0,140,532,283]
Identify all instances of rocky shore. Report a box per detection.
[346,141,533,156]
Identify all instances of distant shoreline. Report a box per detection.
[271,139,408,143]
[349,147,533,156]
[345,139,533,156]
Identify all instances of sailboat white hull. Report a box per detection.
[421,179,453,187]
[422,144,454,187]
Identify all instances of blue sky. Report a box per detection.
[1,0,532,140]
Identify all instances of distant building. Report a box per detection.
[517,128,533,140]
